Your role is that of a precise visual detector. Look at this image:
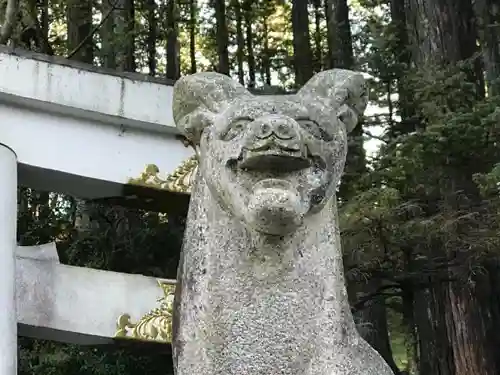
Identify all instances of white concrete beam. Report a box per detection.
[0,47,195,205]
[1,102,193,199]
[16,243,175,345]
[0,47,176,134]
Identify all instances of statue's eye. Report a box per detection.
[297,118,332,141]
[222,117,253,141]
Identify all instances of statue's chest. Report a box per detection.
[207,282,319,374]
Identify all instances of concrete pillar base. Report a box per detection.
[0,143,17,375]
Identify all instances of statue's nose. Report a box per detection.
[255,117,297,140]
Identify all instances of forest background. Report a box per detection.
[1,0,500,374]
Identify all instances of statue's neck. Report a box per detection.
[174,180,357,375]
[184,180,351,312]
[213,199,340,268]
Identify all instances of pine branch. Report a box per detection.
[363,129,387,143]
[352,284,402,312]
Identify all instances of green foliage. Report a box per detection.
[19,338,173,375]
[406,61,483,121]
[474,163,500,196]
[341,62,500,285]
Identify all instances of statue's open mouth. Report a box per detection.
[228,140,326,173]
[239,150,310,172]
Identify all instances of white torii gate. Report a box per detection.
[0,46,197,374]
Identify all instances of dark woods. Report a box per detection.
[3,0,500,374]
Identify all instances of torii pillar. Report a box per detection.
[0,143,17,374]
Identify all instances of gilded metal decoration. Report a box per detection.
[127,156,198,194]
[127,164,167,189]
[114,280,176,343]
[164,155,198,194]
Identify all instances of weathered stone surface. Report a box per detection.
[172,70,394,375]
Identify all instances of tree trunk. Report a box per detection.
[445,281,494,375]
[325,0,354,69]
[389,0,418,137]
[146,0,156,76]
[123,0,135,72]
[243,0,256,88]
[113,0,136,72]
[29,0,53,54]
[403,2,496,374]
[312,0,323,73]
[404,0,484,97]
[0,0,19,44]
[214,0,230,75]
[401,287,418,374]
[189,0,197,74]
[411,249,499,375]
[352,280,401,375]
[415,272,498,375]
[67,0,101,243]
[40,0,48,42]
[414,283,455,375]
[291,0,313,86]
[328,0,365,203]
[262,19,271,86]
[475,0,500,95]
[166,0,179,80]
[67,0,93,63]
[480,259,500,373]
[101,0,116,69]
[233,0,245,85]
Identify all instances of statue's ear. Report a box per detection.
[297,69,368,133]
[172,72,251,146]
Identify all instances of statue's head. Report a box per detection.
[172,70,368,236]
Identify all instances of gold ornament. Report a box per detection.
[114,280,176,343]
[164,155,198,194]
[127,156,198,194]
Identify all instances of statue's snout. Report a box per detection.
[238,115,309,172]
[246,115,303,152]
[253,115,300,142]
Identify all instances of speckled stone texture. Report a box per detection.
[171,70,394,375]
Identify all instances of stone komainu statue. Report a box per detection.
[170,70,395,375]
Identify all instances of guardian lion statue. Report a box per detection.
[171,69,394,375]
